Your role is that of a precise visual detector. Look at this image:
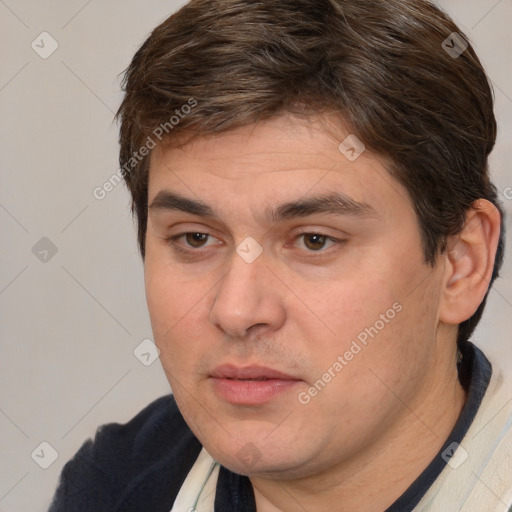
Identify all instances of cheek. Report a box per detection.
[145,238,208,326]
[308,275,398,345]
[144,259,212,368]
[294,265,428,395]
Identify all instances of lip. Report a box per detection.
[210,364,301,405]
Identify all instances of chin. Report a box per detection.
[197,425,313,477]
[214,449,299,477]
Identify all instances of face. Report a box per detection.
[144,113,449,479]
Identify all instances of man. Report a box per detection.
[49,0,512,510]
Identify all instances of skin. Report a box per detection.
[144,112,500,512]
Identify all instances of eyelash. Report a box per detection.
[167,231,345,256]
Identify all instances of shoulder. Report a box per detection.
[87,394,197,467]
[430,345,512,509]
[49,394,202,512]
[461,348,512,507]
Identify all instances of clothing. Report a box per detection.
[49,342,512,511]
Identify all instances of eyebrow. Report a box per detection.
[148,190,377,223]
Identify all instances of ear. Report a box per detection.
[439,199,501,325]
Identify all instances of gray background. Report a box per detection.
[0,1,511,510]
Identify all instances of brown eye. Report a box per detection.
[185,233,209,247]
[303,234,328,251]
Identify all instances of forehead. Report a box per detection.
[151,114,342,172]
[147,113,411,219]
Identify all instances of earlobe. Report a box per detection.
[439,200,501,325]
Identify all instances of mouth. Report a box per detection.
[210,365,301,405]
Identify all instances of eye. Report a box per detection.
[183,232,209,248]
[295,233,341,252]
[169,232,219,250]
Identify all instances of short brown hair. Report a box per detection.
[116,0,505,349]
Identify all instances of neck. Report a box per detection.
[251,358,467,512]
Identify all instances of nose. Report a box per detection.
[208,251,286,339]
